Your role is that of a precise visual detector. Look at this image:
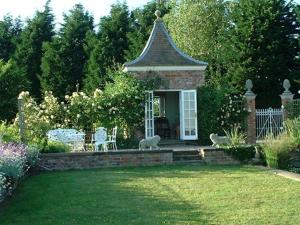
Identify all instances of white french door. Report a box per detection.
[145,91,154,138]
[180,90,198,140]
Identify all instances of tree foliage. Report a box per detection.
[166,0,300,107]
[165,0,228,63]
[40,4,94,98]
[221,0,300,107]
[0,60,29,121]
[83,2,130,92]
[13,1,55,99]
[0,15,22,62]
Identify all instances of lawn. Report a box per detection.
[0,165,300,225]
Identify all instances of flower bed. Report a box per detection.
[0,143,39,203]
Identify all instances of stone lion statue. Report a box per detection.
[210,133,230,147]
[139,135,161,150]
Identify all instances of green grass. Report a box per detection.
[0,165,300,225]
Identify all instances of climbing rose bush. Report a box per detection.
[218,93,247,129]
[16,72,145,144]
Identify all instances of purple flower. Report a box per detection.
[0,143,27,158]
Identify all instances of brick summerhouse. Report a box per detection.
[124,11,208,141]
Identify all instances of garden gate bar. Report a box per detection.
[145,91,155,139]
[256,108,284,140]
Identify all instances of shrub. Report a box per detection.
[117,136,140,150]
[261,134,296,169]
[0,122,20,144]
[16,71,145,148]
[0,173,6,202]
[42,141,71,153]
[224,125,246,148]
[26,145,40,167]
[197,85,247,145]
[284,117,300,148]
[223,146,256,162]
[0,143,40,203]
[0,143,27,180]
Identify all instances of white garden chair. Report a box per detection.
[93,127,108,152]
[106,126,118,151]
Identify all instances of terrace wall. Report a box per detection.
[38,150,173,171]
[38,148,241,171]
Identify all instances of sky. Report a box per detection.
[0,0,150,24]
[1,0,300,25]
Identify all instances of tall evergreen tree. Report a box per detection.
[83,2,130,92]
[13,0,55,99]
[41,4,94,98]
[0,15,22,62]
[222,0,300,107]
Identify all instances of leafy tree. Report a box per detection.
[165,0,228,63]
[83,2,130,91]
[221,0,300,107]
[0,60,29,121]
[0,15,22,62]
[41,4,94,98]
[13,0,55,99]
[125,0,171,61]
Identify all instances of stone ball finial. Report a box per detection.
[283,79,291,92]
[155,10,161,19]
[245,79,253,92]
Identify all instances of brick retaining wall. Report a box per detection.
[200,148,240,165]
[38,150,173,171]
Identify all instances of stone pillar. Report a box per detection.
[280,79,294,120]
[244,79,257,144]
[17,96,26,143]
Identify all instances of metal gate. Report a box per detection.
[256,108,284,140]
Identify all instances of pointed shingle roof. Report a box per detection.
[124,11,207,71]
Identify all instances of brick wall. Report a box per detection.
[38,150,173,171]
[133,70,205,90]
[200,148,240,165]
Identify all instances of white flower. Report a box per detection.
[77,114,81,118]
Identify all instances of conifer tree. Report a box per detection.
[83,2,130,92]
[13,0,55,99]
[41,4,94,98]
[0,15,22,62]
[222,0,300,107]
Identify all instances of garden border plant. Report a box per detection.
[260,117,300,171]
[220,125,256,162]
[0,142,39,203]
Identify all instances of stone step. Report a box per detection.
[173,150,200,156]
[173,159,206,165]
[173,156,201,161]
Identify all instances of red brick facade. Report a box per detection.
[133,70,205,90]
